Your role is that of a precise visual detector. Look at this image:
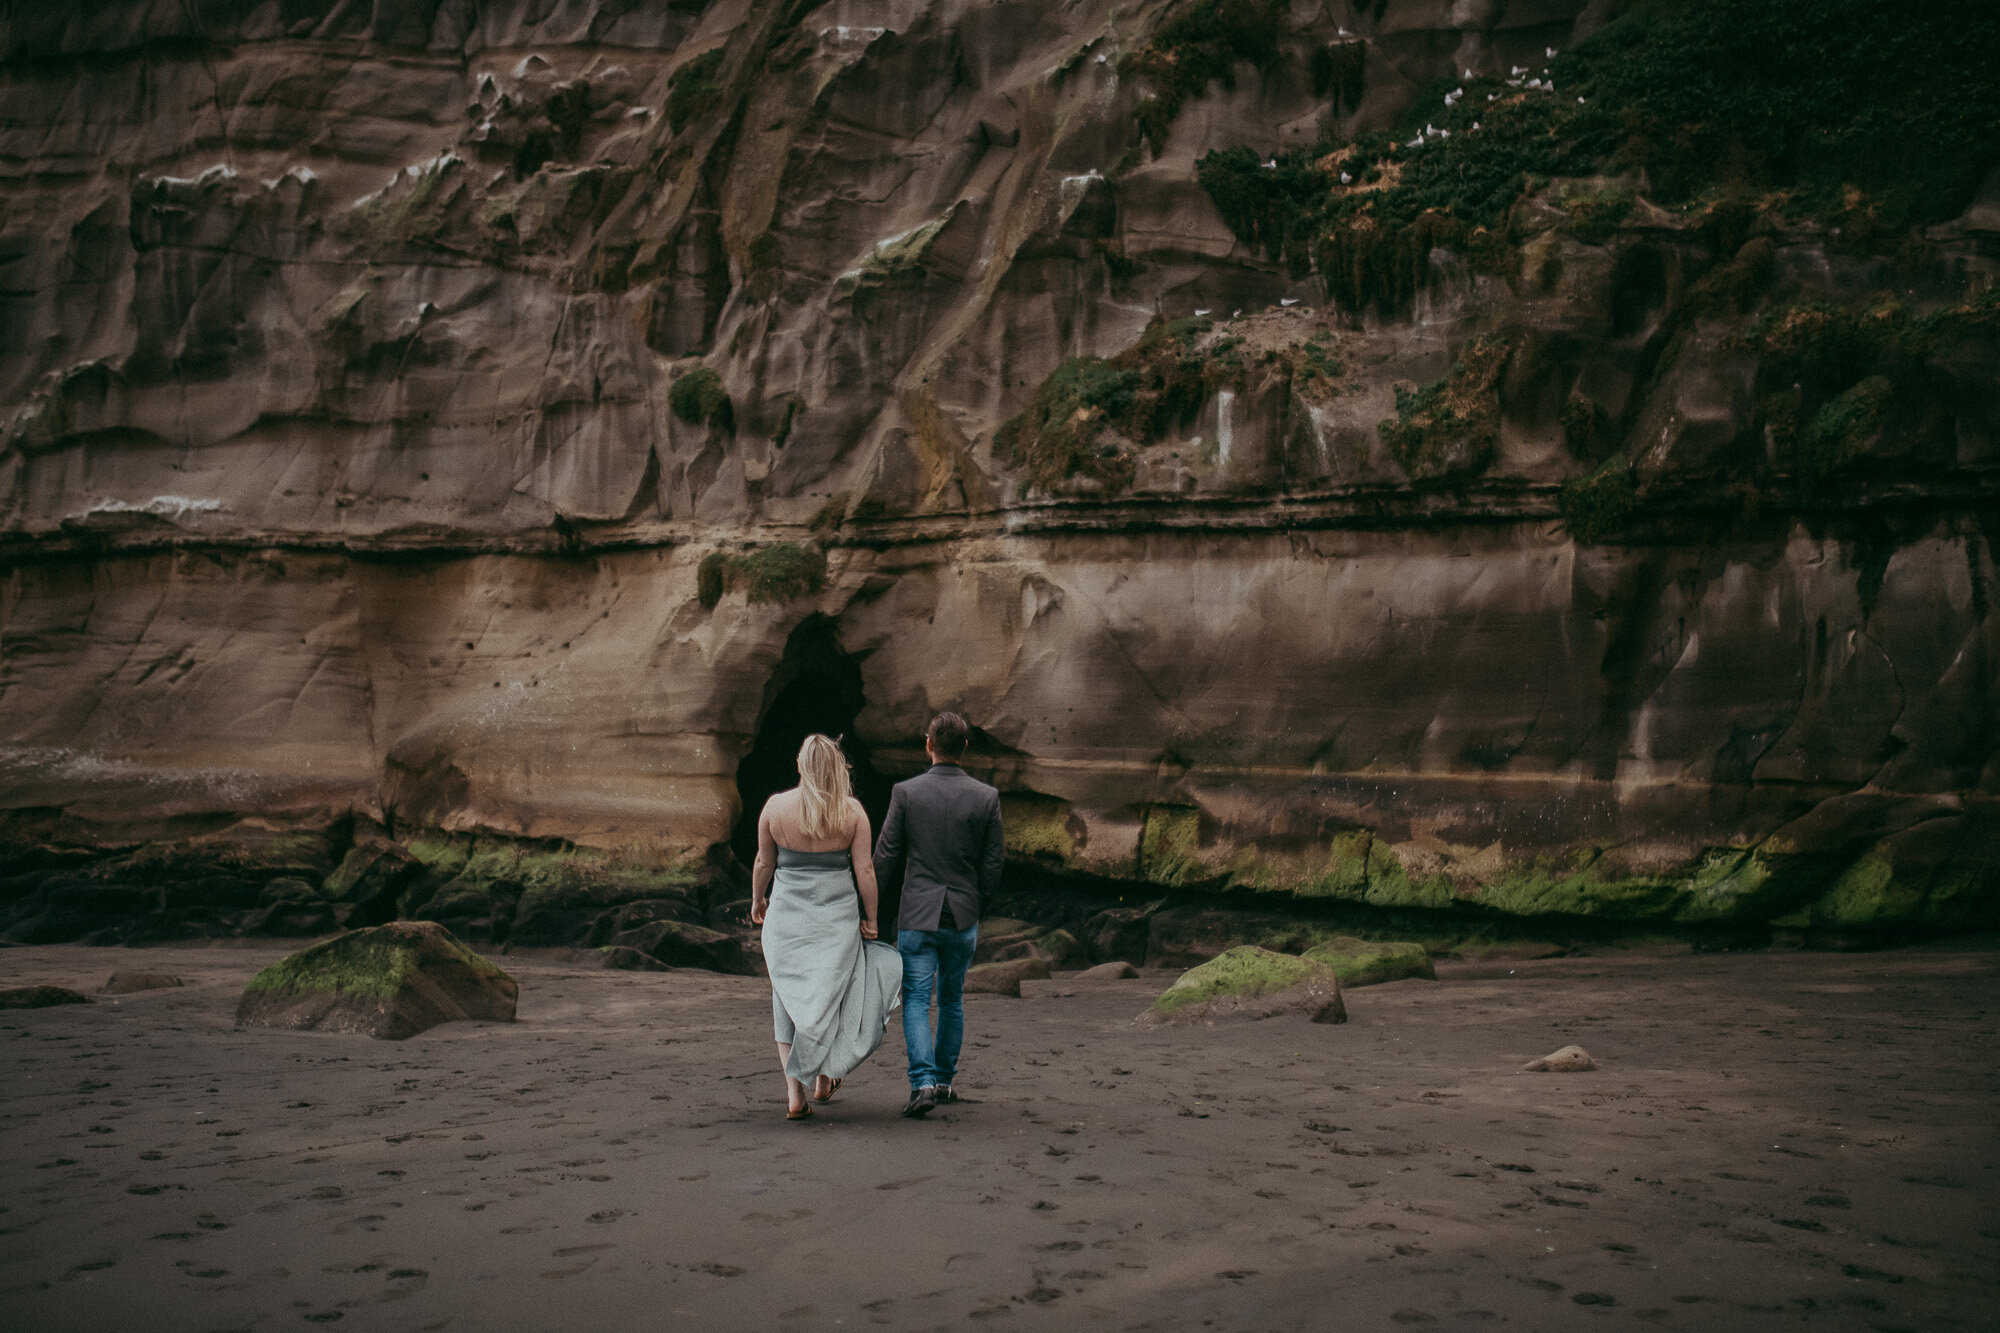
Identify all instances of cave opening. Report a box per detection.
[730,615,896,916]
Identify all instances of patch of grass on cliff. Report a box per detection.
[1377,337,1510,482]
[997,316,1234,492]
[697,544,826,610]
[1196,0,2000,311]
[669,367,732,430]
[1558,459,1638,543]
[667,47,725,133]
[1119,0,1288,157]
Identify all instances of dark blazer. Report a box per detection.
[873,763,1004,933]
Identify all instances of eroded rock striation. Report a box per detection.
[2,0,1997,952]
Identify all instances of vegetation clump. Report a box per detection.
[668,367,732,429]
[1558,459,1638,543]
[1195,0,2000,313]
[696,543,826,610]
[997,316,1233,493]
[1377,336,1510,481]
[1119,0,1288,157]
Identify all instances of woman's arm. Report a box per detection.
[849,799,879,940]
[750,798,778,924]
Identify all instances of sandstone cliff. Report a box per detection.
[2,0,1996,953]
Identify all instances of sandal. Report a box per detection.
[812,1077,841,1103]
[785,1103,813,1121]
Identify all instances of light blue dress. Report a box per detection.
[763,847,902,1081]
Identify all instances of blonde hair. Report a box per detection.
[795,734,854,841]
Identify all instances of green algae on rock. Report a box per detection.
[236,921,517,1040]
[1300,937,1435,987]
[1141,945,1345,1026]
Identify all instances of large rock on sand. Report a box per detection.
[236,921,517,1040]
[964,957,1051,997]
[0,985,93,1009]
[604,919,755,974]
[1140,946,1346,1027]
[104,971,185,994]
[1301,938,1436,987]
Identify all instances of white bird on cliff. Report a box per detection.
[1546,46,1557,57]
[1577,96,1586,104]
[1511,65,1527,75]
[1261,159,1278,169]
[1338,26,1353,37]
[1232,310,1242,318]
[1339,171,1352,184]
[1280,297,1300,306]
[1195,308,1210,316]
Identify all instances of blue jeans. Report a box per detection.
[898,922,978,1090]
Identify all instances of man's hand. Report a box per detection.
[859,917,878,940]
[750,899,766,925]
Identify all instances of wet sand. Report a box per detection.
[2,941,1997,1331]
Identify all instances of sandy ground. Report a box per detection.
[1,941,1997,1332]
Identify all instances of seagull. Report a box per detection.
[1512,65,1527,75]
[1338,26,1352,37]
[1463,68,1474,79]
[1194,308,1210,316]
[1232,310,1242,319]
[1576,96,1586,104]
[1261,159,1278,170]
[1470,121,1480,131]
[1406,136,1423,148]
[1280,297,1300,306]
[1546,46,1556,57]
[1339,171,1352,184]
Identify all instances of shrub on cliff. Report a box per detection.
[697,544,826,609]
[669,367,732,430]
[1558,460,1638,544]
[666,47,725,133]
[1377,337,1511,482]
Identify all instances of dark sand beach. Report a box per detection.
[3,943,1996,1331]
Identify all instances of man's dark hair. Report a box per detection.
[927,712,971,760]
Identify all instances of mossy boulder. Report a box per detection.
[236,921,517,1040]
[1300,937,1436,987]
[1140,946,1346,1027]
[0,985,93,1009]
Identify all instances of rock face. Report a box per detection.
[1140,945,1346,1026]
[1,1,1997,951]
[236,921,518,1039]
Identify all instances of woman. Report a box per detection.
[750,734,902,1120]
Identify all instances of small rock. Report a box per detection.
[103,972,185,995]
[0,985,94,1010]
[1075,961,1139,980]
[1523,1044,1596,1072]
[964,957,1051,998]
[598,946,668,971]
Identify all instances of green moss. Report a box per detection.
[696,543,827,608]
[243,926,509,1002]
[1558,458,1638,544]
[1300,937,1434,986]
[997,315,1225,492]
[1148,945,1331,1018]
[1119,0,1288,157]
[668,368,732,429]
[1138,804,1201,886]
[1797,375,1892,484]
[1002,794,1078,861]
[1377,336,1510,481]
[1556,183,1634,244]
[667,47,725,133]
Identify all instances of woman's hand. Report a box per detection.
[859,917,878,940]
[751,899,766,925]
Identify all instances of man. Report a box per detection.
[873,711,1003,1119]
